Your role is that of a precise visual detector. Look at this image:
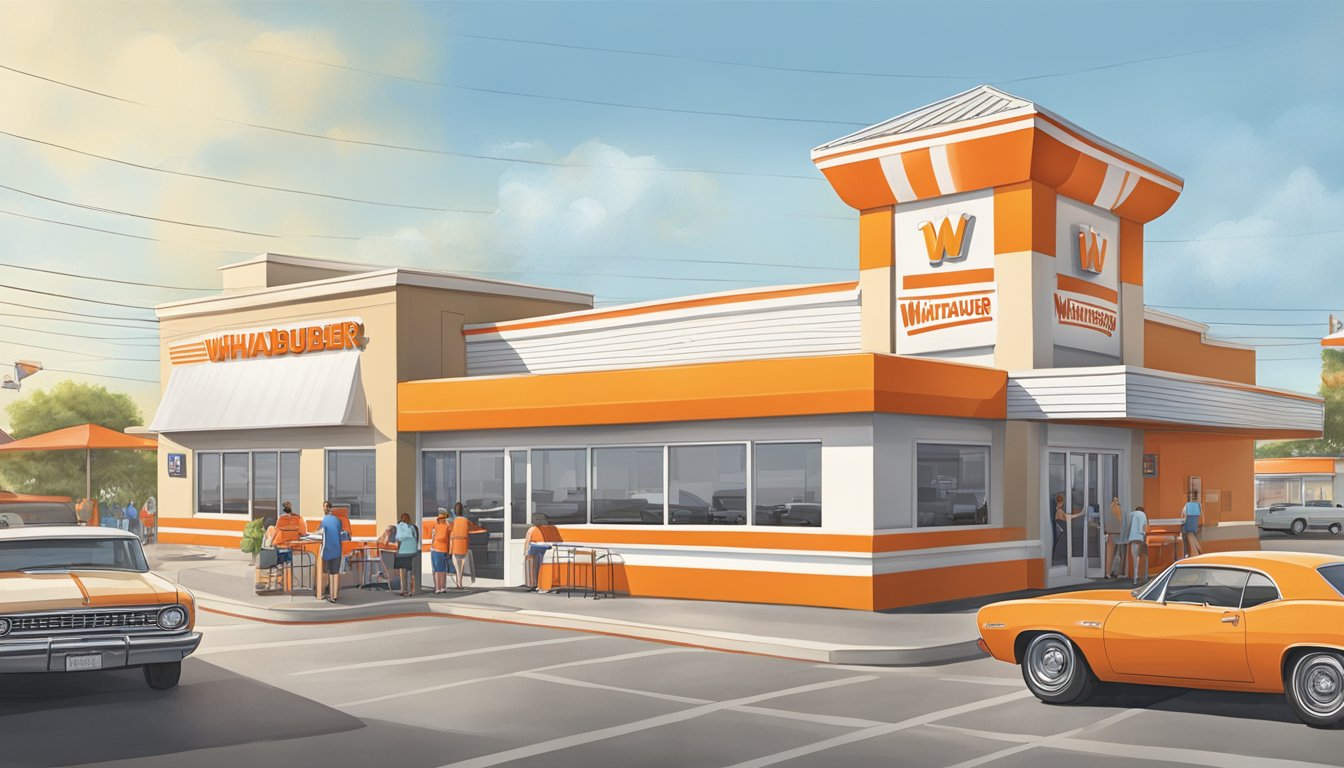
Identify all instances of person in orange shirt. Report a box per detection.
[430,509,452,593]
[449,501,472,590]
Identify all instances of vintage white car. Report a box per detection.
[0,525,200,688]
[1258,503,1344,536]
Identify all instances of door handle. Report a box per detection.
[1221,614,1240,625]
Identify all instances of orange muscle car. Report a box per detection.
[0,526,200,689]
[978,552,1344,728]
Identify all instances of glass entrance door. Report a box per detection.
[1048,450,1120,579]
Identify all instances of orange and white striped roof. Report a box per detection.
[811,85,1184,223]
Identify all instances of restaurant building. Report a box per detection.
[150,86,1323,610]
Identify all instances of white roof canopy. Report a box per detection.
[148,351,367,433]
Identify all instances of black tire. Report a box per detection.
[143,661,181,690]
[1330,524,1342,536]
[1020,632,1096,704]
[1286,652,1344,728]
[1291,519,1307,536]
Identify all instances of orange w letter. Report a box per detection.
[1077,228,1107,273]
[919,215,971,264]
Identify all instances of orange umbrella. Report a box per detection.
[0,423,156,504]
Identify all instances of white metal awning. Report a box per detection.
[1007,366,1323,438]
[148,351,367,433]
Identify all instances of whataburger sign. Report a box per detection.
[201,320,365,362]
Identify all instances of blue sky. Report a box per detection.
[1,0,1342,426]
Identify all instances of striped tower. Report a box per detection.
[811,85,1183,371]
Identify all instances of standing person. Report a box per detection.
[523,522,553,592]
[395,513,419,596]
[123,500,139,538]
[450,501,471,590]
[317,500,348,603]
[1182,491,1203,558]
[1104,496,1125,579]
[430,510,452,594]
[1125,505,1149,584]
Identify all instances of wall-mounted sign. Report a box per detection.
[895,191,997,357]
[167,317,366,366]
[1053,198,1120,358]
[1142,453,1158,478]
[167,453,186,478]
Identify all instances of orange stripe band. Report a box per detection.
[901,268,995,290]
[1056,274,1118,304]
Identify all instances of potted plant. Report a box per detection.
[240,517,266,564]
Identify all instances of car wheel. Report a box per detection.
[143,661,181,690]
[1331,524,1342,536]
[1291,519,1307,536]
[1021,633,1095,704]
[1287,652,1344,728]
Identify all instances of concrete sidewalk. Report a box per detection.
[145,543,1133,667]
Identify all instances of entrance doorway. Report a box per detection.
[1048,451,1121,580]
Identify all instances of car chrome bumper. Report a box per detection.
[0,631,201,673]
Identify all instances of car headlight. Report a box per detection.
[0,617,9,636]
[157,606,187,630]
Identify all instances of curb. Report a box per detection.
[195,591,981,666]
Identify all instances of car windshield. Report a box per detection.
[0,538,148,573]
[0,502,80,527]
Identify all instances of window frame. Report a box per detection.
[912,440,992,529]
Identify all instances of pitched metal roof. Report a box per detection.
[815,85,1034,153]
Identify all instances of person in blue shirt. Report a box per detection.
[1181,492,1203,558]
[317,501,349,602]
[123,501,139,538]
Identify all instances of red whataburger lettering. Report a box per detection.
[918,214,973,264]
[899,294,993,335]
[1054,294,1117,336]
[203,321,364,363]
[1077,227,1107,273]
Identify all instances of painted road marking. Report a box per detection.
[293,636,595,675]
[197,625,435,654]
[719,689,1034,768]
[437,676,879,768]
[338,647,698,708]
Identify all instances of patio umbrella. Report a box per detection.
[0,423,157,506]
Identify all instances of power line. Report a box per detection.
[0,129,496,215]
[0,260,215,293]
[245,47,870,128]
[0,62,821,183]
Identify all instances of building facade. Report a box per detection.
[150,87,1323,610]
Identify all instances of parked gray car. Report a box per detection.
[1257,502,1344,536]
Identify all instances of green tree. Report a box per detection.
[0,381,155,506]
[1255,348,1344,459]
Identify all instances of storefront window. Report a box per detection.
[197,452,221,515]
[326,449,376,519]
[531,449,588,525]
[669,444,747,525]
[460,451,505,579]
[754,443,821,527]
[222,453,249,516]
[252,452,277,522]
[279,451,300,514]
[1306,476,1333,503]
[591,446,663,525]
[916,443,989,528]
[422,451,457,518]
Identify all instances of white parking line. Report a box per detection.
[718,689,1034,768]
[437,676,879,768]
[293,636,595,675]
[338,647,697,708]
[197,626,435,654]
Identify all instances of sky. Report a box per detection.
[1,0,1342,430]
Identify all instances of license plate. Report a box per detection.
[65,654,102,672]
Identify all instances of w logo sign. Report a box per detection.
[919,214,972,264]
[1077,227,1107,273]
